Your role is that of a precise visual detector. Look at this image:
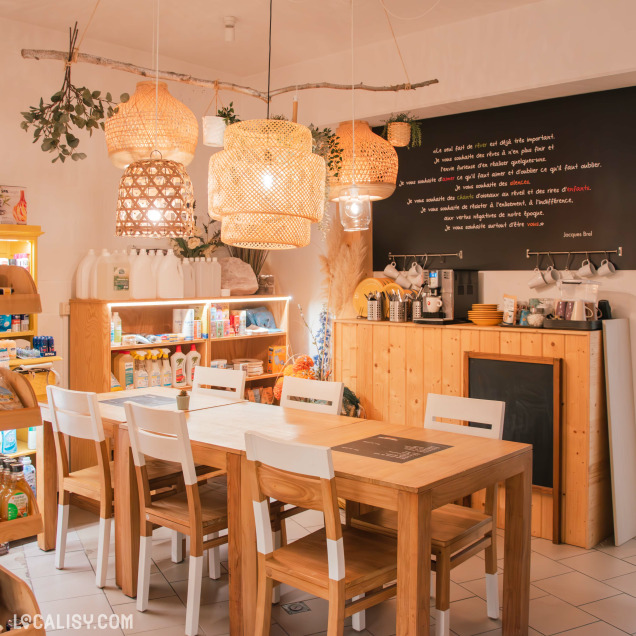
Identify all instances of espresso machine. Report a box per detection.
[414,269,478,324]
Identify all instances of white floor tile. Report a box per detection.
[170,571,230,606]
[114,596,188,634]
[197,599,230,635]
[448,596,501,636]
[531,537,590,561]
[26,549,92,578]
[533,571,620,606]
[604,570,636,597]
[560,551,636,581]
[595,537,636,559]
[528,595,597,635]
[460,572,546,607]
[580,593,636,633]
[550,621,631,635]
[104,572,175,606]
[37,592,114,632]
[31,569,104,602]
[529,552,574,581]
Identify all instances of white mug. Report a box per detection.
[544,265,559,282]
[383,262,399,279]
[425,297,443,312]
[528,267,547,289]
[571,300,592,321]
[408,262,425,288]
[577,259,596,278]
[395,273,413,289]
[598,259,616,276]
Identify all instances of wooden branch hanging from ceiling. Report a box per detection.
[21,48,439,103]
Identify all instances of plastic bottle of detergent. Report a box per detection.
[130,249,156,300]
[91,249,110,298]
[75,249,97,299]
[194,257,206,297]
[113,351,135,390]
[182,258,196,298]
[157,251,184,299]
[133,351,149,389]
[160,349,172,387]
[170,345,187,388]
[209,257,222,297]
[185,344,201,385]
[146,350,162,387]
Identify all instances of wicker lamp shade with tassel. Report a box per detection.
[105,81,198,169]
[208,119,326,249]
[329,120,398,202]
[116,157,195,237]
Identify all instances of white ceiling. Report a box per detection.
[0,0,546,76]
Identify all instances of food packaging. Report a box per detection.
[0,186,27,225]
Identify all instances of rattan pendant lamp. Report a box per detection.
[207,0,325,249]
[115,0,194,238]
[329,1,398,231]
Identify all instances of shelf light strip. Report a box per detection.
[107,296,292,308]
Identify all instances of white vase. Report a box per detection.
[202,116,227,147]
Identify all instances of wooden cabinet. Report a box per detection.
[333,320,611,548]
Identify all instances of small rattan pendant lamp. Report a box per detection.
[207,0,325,249]
[329,1,398,227]
[115,0,194,238]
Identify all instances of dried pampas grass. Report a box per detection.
[319,213,368,318]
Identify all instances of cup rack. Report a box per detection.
[388,250,463,267]
[526,247,623,259]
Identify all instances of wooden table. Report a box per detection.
[38,390,532,636]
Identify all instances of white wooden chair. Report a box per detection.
[125,402,229,636]
[47,385,112,589]
[280,376,344,415]
[351,393,505,636]
[192,366,246,400]
[245,431,398,636]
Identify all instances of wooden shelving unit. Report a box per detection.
[0,564,44,634]
[70,296,290,471]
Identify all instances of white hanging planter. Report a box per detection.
[202,116,227,147]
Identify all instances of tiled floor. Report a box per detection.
[4,505,636,635]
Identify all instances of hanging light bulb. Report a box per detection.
[339,185,371,232]
[114,0,194,238]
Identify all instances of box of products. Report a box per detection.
[267,345,287,373]
[0,186,27,224]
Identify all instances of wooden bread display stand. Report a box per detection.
[0,367,43,544]
[0,265,42,315]
[0,564,44,633]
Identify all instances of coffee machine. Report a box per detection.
[414,269,478,324]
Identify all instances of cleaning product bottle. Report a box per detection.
[27,426,37,450]
[75,249,97,299]
[130,249,156,300]
[182,258,196,298]
[170,345,187,388]
[210,257,222,297]
[20,456,36,497]
[114,351,135,390]
[157,251,184,299]
[185,344,202,385]
[147,350,162,387]
[133,351,149,389]
[112,312,122,345]
[194,257,206,297]
[92,248,111,299]
[110,250,131,300]
[151,250,164,280]
[160,349,172,387]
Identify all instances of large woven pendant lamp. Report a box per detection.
[329,1,398,231]
[115,0,194,238]
[105,81,198,169]
[207,0,325,249]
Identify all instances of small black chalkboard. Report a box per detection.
[333,434,451,463]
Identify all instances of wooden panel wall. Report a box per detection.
[333,321,611,548]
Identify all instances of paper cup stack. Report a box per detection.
[467,304,503,326]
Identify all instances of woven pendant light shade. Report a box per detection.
[116,158,195,237]
[328,120,398,202]
[208,119,326,249]
[105,81,198,169]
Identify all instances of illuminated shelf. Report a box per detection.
[111,339,207,351]
[245,373,278,382]
[0,330,34,338]
[10,355,61,368]
[210,332,286,342]
[6,439,36,458]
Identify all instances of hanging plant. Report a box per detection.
[217,102,240,126]
[19,23,129,163]
[381,112,422,148]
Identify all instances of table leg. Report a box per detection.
[114,425,140,597]
[36,420,57,551]
[396,490,432,636]
[503,455,532,636]
[226,453,257,636]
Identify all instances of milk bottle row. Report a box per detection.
[75,248,222,300]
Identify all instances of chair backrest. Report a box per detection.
[124,401,197,485]
[424,393,505,439]
[192,366,246,400]
[47,385,105,442]
[245,431,344,581]
[280,377,344,416]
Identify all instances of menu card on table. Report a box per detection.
[333,434,451,463]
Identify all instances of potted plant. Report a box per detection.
[382,113,422,148]
[202,102,240,148]
[176,388,190,410]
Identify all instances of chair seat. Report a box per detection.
[265,526,397,595]
[352,504,492,549]
[65,461,115,496]
[145,484,228,530]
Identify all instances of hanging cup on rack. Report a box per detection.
[528,267,547,289]
[577,257,597,278]
[598,258,616,276]
[383,261,399,279]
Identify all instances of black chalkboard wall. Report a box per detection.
[372,86,636,271]
[467,356,557,488]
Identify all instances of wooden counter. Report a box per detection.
[333,319,611,548]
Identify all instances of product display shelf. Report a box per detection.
[5,438,35,458]
[70,296,290,471]
[111,338,208,351]
[0,564,44,634]
[9,355,62,369]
